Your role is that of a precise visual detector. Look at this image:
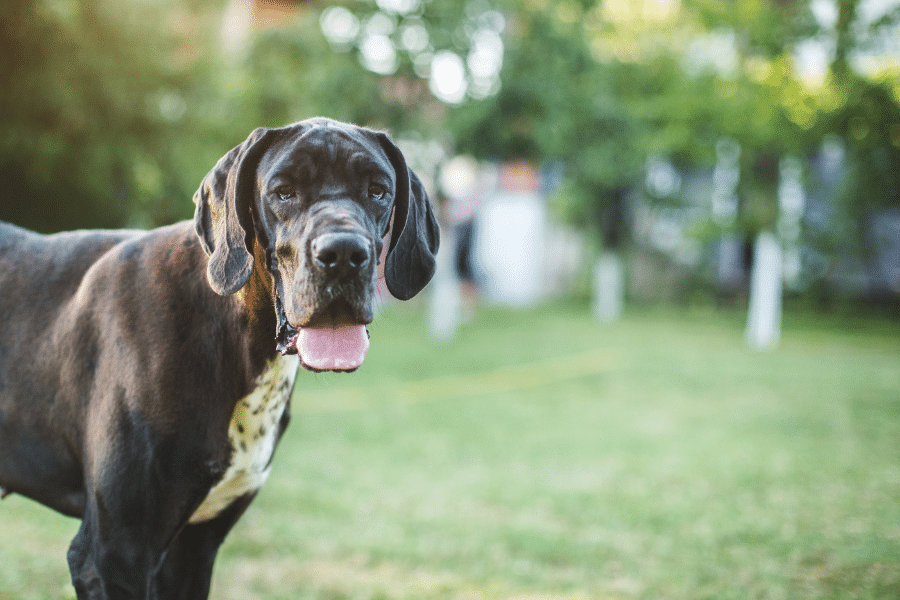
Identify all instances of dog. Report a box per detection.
[0,117,439,599]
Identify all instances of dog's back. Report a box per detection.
[0,221,141,380]
[0,222,139,300]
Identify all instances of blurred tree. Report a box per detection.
[223,0,900,307]
[448,8,650,252]
[0,0,226,232]
[684,0,816,234]
[6,0,897,301]
[820,0,900,292]
[225,13,442,136]
[300,0,513,135]
[687,0,900,299]
[0,0,471,233]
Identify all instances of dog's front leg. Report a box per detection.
[66,412,223,599]
[66,471,217,599]
[151,493,257,600]
[67,508,167,600]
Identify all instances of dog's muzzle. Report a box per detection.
[272,231,375,372]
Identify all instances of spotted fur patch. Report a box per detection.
[189,354,300,524]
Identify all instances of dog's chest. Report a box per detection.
[190,354,300,524]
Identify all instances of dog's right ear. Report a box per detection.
[193,128,275,296]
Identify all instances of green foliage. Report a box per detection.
[823,74,900,217]
[690,0,818,55]
[450,10,595,162]
[231,21,380,128]
[0,0,445,233]
[0,0,214,231]
[687,0,900,227]
[3,0,898,253]
[448,8,657,247]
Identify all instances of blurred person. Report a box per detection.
[445,189,481,319]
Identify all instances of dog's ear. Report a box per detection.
[377,134,440,300]
[193,128,275,295]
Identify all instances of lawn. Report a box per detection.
[1,302,898,599]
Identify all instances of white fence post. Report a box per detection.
[592,252,624,323]
[745,231,782,350]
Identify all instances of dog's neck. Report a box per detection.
[234,239,280,360]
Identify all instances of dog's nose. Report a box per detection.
[311,232,371,277]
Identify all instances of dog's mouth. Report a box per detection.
[275,299,370,373]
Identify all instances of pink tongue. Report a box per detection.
[297,325,369,371]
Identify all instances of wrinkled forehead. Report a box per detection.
[258,124,394,185]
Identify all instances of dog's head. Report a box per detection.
[192,118,440,372]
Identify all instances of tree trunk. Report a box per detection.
[592,251,624,323]
[592,188,628,323]
[745,231,782,350]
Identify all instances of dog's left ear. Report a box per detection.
[193,127,276,295]
[377,134,440,300]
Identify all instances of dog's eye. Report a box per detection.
[274,186,296,202]
[367,183,387,200]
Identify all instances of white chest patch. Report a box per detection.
[190,354,300,524]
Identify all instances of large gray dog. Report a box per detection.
[0,118,439,599]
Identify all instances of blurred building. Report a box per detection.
[630,145,900,304]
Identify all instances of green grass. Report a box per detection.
[1,303,898,599]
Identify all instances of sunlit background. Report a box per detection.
[1,0,899,598]
[2,0,899,316]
